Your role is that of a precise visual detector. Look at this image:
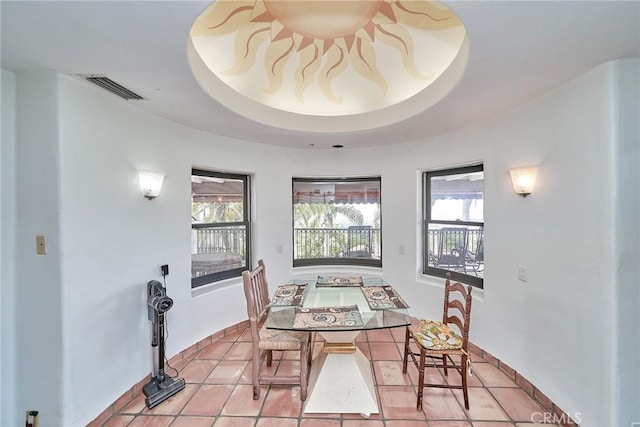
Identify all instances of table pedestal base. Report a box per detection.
[303,341,378,415]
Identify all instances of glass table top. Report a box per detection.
[265,276,410,332]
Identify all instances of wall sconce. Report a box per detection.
[138,170,165,200]
[509,165,537,197]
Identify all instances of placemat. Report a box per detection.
[316,275,364,287]
[271,284,307,306]
[293,305,364,329]
[360,285,409,309]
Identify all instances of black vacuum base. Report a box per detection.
[143,376,186,409]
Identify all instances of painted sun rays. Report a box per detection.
[190,0,465,116]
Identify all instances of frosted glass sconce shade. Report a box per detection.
[509,166,537,197]
[138,170,165,200]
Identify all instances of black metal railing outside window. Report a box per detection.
[293,227,381,259]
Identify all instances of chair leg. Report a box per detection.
[252,348,260,400]
[442,354,448,376]
[417,348,426,410]
[266,349,273,367]
[461,354,469,409]
[402,327,410,373]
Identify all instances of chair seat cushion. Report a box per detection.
[258,325,308,351]
[410,320,462,350]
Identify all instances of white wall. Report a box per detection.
[612,59,640,427]
[56,77,262,424]
[14,70,65,426]
[445,61,619,426]
[1,68,18,427]
[4,58,637,426]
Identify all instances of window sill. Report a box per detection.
[293,264,383,279]
[191,276,243,298]
[417,273,485,301]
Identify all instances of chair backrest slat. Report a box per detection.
[446,316,464,335]
[442,273,473,346]
[242,259,271,341]
[447,300,465,318]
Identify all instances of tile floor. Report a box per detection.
[95,326,557,427]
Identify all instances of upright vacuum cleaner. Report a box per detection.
[142,279,185,409]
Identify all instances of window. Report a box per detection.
[293,177,381,268]
[191,169,250,288]
[424,165,484,288]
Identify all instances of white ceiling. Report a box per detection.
[2,1,638,149]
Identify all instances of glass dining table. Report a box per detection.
[265,276,410,416]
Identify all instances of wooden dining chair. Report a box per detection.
[402,273,473,410]
[242,259,312,401]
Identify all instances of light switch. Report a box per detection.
[518,266,528,282]
[36,235,47,255]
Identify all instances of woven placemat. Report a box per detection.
[293,305,363,329]
[316,275,364,287]
[361,285,409,309]
[271,284,307,306]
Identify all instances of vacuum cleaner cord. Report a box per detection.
[161,315,179,378]
[160,275,179,379]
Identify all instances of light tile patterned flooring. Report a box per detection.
[96,327,556,427]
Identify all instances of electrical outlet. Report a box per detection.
[36,235,47,255]
[518,266,528,282]
[161,264,169,276]
[25,410,39,427]
[276,245,283,254]
[399,245,405,255]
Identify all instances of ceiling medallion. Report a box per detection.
[188,0,468,132]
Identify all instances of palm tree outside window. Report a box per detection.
[292,177,382,267]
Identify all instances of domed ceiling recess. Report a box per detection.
[188,0,467,133]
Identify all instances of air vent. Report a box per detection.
[83,76,143,100]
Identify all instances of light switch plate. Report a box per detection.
[518,266,528,282]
